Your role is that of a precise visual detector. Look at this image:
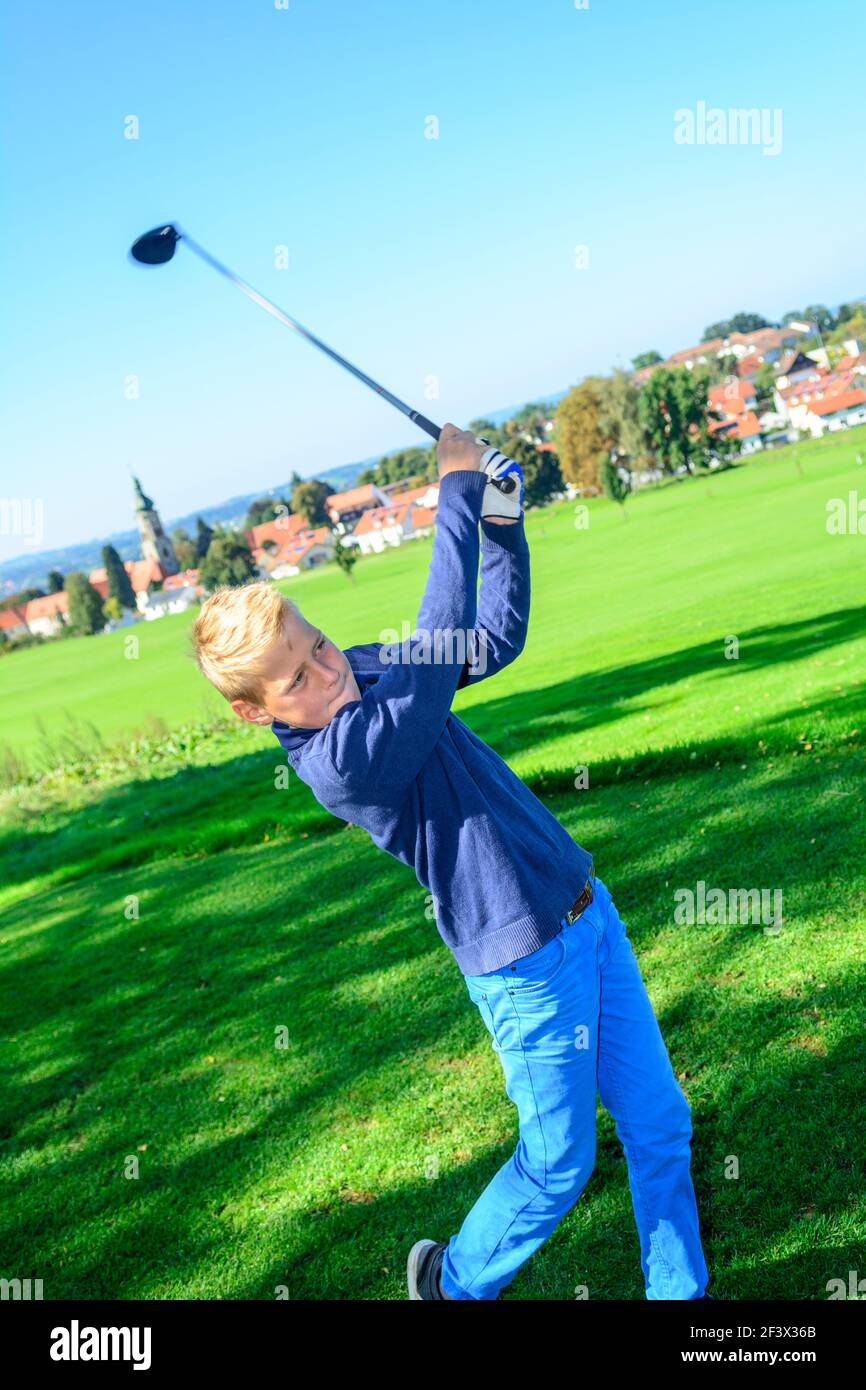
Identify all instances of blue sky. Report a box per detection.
[2,0,864,566]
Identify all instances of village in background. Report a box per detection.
[2,301,865,650]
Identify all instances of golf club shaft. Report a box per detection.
[178,230,443,442]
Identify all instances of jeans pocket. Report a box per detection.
[503,927,568,991]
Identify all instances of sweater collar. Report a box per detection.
[271,647,381,755]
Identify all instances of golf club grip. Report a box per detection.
[409,411,441,441]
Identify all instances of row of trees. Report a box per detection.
[553,364,736,495]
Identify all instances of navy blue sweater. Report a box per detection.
[272,468,593,975]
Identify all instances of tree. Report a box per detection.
[103,595,122,623]
[102,543,137,612]
[701,352,738,386]
[600,452,632,510]
[803,304,834,335]
[597,368,648,467]
[358,446,437,489]
[468,418,510,452]
[703,312,773,340]
[171,526,198,571]
[553,378,608,493]
[637,365,721,474]
[632,351,664,371]
[503,400,556,446]
[491,436,564,509]
[198,527,258,591]
[0,587,43,611]
[66,572,106,634]
[829,306,866,344]
[243,495,293,530]
[753,362,777,406]
[330,527,358,582]
[47,569,65,594]
[195,517,214,560]
[291,479,333,527]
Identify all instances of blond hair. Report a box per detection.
[190,580,302,705]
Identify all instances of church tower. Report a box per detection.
[133,476,179,576]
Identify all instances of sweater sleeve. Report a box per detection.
[456,511,530,688]
[315,469,487,795]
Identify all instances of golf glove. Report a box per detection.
[475,440,525,522]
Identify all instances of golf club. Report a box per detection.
[129,223,522,512]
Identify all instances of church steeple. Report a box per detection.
[132,475,179,575]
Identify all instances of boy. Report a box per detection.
[191,423,712,1301]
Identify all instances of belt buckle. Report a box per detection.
[565,875,594,926]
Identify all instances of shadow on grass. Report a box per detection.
[0,734,863,1298]
[1,603,863,895]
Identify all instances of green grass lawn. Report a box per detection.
[1,428,864,1299]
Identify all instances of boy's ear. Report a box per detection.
[230,698,273,727]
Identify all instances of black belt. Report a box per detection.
[563,865,596,925]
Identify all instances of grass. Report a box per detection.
[0,427,864,1299]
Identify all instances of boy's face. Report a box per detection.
[230,610,361,729]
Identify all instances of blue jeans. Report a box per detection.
[440,877,710,1300]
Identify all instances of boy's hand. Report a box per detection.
[436,422,487,478]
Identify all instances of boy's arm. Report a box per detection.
[456,509,530,689]
[312,468,487,797]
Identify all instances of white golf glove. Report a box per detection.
[475,439,525,522]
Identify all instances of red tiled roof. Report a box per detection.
[260,525,333,570]
[0,605,29,631]
[387,483,438,506]
[163,568,201,590]
[325,483,382,516]
[708,380,756,406]
[806,389,866,418]
[246,513,310,551]
[87,558,165,597]
[24,591,69,620]
[351,501,414,538]
[735,354,764,375]
[735,412,762,438]
[666,338,723,365]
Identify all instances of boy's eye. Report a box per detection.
[293,636,326,686]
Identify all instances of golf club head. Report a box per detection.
[130,224,181,265]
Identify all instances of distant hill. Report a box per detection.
[0,390,570,594]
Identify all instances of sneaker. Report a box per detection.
[407,1239,453,1300]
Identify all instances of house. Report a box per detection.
[245,512,312,554]
[244,516,335,578]
[665,338,724,370]
[87,557,167,617]
[776,370,858,430]
[23,590,70,637]
[708,378,757,415]
[708,409,765,455]
[774,350,823,391]
[733,411,764,454]
[383,481,440,510]
[268,528,335,579]
[325,482,392,536]
[723,326,800,363]
[347,500,436,556]
[0,604,30,641]
[131,567,205,622]
[800,389,866,437]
